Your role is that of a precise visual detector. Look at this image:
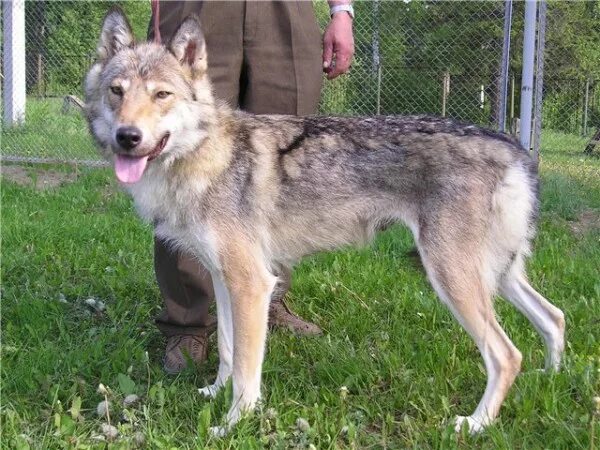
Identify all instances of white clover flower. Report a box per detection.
[296,417,310,432]
[133,431,145,446]
[101,423,118,440]
[123,394,140,407]
[265,408,277,419]
[340,386,349,400]
[97,383,108,395]
[85,297,106,312]
[97,400,110,417]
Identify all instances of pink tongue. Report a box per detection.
[115,155,149,184]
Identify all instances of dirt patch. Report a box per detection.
[568,208,600,236]
[2,166,32,186]
[2,165,78,190]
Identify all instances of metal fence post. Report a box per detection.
[372,0,381,115]
[442,71,450,117]
[376,66,382,115]
[520,0,537,152]
[2,0,27,126]
[533,0,546,162]
[510,73,515,130]
[498,0,513,133]
[583,79,590,136]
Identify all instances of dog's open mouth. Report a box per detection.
[114,133,170,184]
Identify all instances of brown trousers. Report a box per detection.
[150,1,323,336]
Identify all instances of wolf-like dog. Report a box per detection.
[85,8,565,435]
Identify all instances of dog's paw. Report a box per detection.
[209,426,227,438]
[198,384,221,399]
[545,357,562,373]
[454,415,486,434]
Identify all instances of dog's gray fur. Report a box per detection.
[85,8,565,435]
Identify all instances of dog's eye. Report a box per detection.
[110,86,123,96]
[155,91,172,100]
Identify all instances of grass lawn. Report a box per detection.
[2,98,100,164]
[1,132,599,449]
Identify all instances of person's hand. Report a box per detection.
[322,12,354,80]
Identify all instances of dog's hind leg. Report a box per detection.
[500,271,565,371]
[199,275,233,399]
[418,245,522,434]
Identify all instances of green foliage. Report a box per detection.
[540,1,600,133]
[26,1,151,96]
[544,0,600,81]
[117,373,137,395]
[1,98,98,161]
[543,86,585,134]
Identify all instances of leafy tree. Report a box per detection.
[25,1,150,95]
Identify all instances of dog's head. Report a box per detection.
[85,7,215,183]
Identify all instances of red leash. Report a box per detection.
[151,0,161,44]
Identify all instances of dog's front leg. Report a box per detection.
[210,242,276,437]
[199,274,233,399]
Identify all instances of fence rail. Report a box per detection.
[2,1,599,165]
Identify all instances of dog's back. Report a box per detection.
[219,113,538,281]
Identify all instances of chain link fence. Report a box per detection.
[319,1,508,124]
[2,1,599,165]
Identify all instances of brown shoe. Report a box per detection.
[163,334,209,375]
[269,299,322,336]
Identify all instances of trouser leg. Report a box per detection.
[151,1,244,337]
[151,1,323,337]
[154,238,216,336]
[239,2,324,334]
[241,1,323,115]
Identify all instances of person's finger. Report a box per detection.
[326,48,352,79]
[336,51,352,74]
[322,33,334,73]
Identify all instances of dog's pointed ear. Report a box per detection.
[169,15,207,77]
[96,6,134,62]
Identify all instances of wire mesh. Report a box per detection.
[1,0,599,165]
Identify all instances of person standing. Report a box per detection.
[148,0,355,374]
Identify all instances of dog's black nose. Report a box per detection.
[116,126,142,150]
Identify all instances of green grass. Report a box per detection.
[2,98,99,162]
[2,134,599,449]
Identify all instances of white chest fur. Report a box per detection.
[125,168,220,272]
